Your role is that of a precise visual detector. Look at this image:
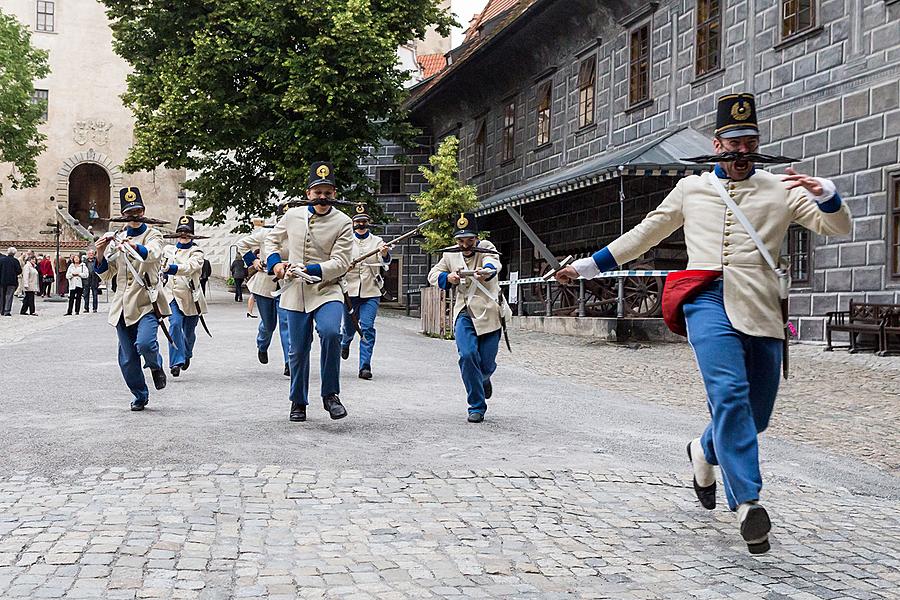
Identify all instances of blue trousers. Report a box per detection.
[255,294,291,363]
[167,300,199,369]
[115,312,163,402]
[285,301,343,405]
[341,296,380,370]
[454,313,501,415]
[684,281,782,511]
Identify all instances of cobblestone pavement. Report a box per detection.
[1,297,898,598]
[509,330,900,475]
[1,467,898,600]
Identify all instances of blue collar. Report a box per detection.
[308,205,332,216]
[126,223,147,236]
[714,164,756,180]
[354,231,370,239]
[176,241,194,249]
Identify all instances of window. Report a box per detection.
[31,89,48,121]
[629,23,651,105]
[695,0,721,77]
[577,56,596,128]
[890,175,900,280]
[787,225,811,285]
[501,101,516,162]
[378,168,402,195]
[782,0,815,39]
[473,120,486,174]
[36,1,55,32]
[536,81,552,146]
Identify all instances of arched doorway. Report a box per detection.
[68,163,111,232]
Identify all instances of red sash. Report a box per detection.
[661,270,723,337]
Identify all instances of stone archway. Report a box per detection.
[68,163,111,231]
[56,150,123,230]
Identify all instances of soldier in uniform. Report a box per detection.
[556,93,852,553]
[428,213,509,423]
[340,204,391,380]
[94,187,172,411]
[236,210,292,376]
[161,216,208,378]
[265,162,353,422]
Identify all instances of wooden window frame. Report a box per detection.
[473,119,486,175]
[629,21,651,107]
[577,56,596,129]
[787,224,812,286]
[781,0,816,40]
[890,173,900,281]
[36,1,55,32]
[31,89,49,122]
[501,100,516,162]
[695,0,722,78]
[536,81,552,147]
[376,167,402,196]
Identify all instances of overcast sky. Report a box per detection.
[451,0,490,47]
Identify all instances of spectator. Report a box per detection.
[20,255,39,315]
[0,247,22,316]
[65,254,88,315]
[38,254,54,297]
[200,258,212,295]
[82,249,101,313]
[57,255,69,296]
[230,255,247,302]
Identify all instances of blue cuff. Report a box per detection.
[382,252,392,263]
[438,272,452,290]
[817,192,842,214]
[305,264,322,278]
[483,263,498,281]
[134,244,148,260]
[166,265,178,275]
[266,253,283,274]
[94,258,109,274]
[242,251,257,267]
[591,247,618,273]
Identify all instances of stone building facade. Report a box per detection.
[0,0,186,252]
[391,0,900,340]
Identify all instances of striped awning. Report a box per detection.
[477,127,714,216]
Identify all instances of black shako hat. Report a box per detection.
[352,203,370,223]
[307,161,336,190]
[715,93,759,139]
[452,212,478,238]
[119,187,145,214]
[175,215,195,235]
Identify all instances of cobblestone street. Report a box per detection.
[1,292,898,598]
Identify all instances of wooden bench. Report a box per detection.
[824,301,895,353]
[879,307,900,356]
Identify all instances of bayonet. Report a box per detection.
[505,208,573,281]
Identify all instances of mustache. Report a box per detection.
[681,151,798,164]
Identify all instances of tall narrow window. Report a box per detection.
[695,0,721,77]
[36,1,55,32]
[577,56,596,128]
[782,0,815,39]
[629,23,651,105]
[890,175,900,280]
[31,89,49,121]
[378,168,402,195]
[501,101,516,162]
[536,81,552,146]
[787,225,811,285]
[473,120,486,174]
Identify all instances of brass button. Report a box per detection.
[723,260,730,266]
[724,240,731,246]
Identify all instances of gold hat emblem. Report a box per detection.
[179,216,190,224]
[316,164,330,178]
[124,190,137,202]
[731,100,752,121]
[356,204,366,214]
[456,213,469,229]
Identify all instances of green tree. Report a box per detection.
[414,136,481,253]
[100,0,453,228]
[0,10,50,194]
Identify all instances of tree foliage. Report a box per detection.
[100,0,453,228]
[414,136,482,253]
[0,10,50,194]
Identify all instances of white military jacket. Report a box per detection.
[97,224,172,327]
[264,206,353,313]
[427,239,511,336]
[345,232,390,299]
[581,168,851,339]
[162,243,208,317]
[236,227,287,299]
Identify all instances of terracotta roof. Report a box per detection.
[416,53,447,78]
[0,240,91,250]
[465,0,518,41]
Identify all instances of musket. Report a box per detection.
[271,264,323,298]
[681,151,798,164]
[435,245,500,255]
[347,219,434,270]
[109,216,171,225]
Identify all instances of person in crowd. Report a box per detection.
[230,255,247,302]
[38,254,54,297]
[0,247,22,316]
[82,249,101,313]
[65,254,88,315]
[20,255,39,315]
